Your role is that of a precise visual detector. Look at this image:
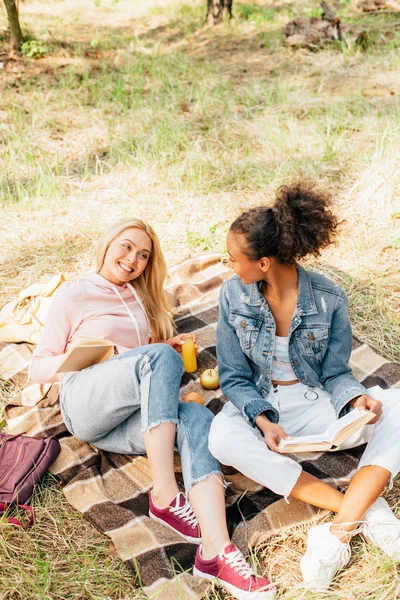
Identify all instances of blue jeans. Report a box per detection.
[60,343,222,492]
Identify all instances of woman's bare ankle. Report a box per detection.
[200,537,230,560]
[151,486,180,509]
[330,522,355,544]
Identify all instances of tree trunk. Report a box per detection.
[3,0,24,50]
[206,0,232,25]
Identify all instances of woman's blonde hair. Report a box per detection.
[95,218,174,342]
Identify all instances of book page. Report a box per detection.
[280,432,329,448]
[279,440,334,453]
[333,409,375,446]
[324,408,371,444]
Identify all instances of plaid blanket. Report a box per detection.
[3,255,400,599]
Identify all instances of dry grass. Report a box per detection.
[0,477,143,600]
[1,0,399,356]
[1,0,400,598]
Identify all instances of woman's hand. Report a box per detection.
[166,334,198,354]
[255,414,291,453]
[350,394,382,424]
[263,422,292,453]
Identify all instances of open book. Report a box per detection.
[57,338,115,373]
[279,408,376,453]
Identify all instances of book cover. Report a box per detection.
[57,338,115,373]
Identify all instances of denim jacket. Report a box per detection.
[216,266,367,427]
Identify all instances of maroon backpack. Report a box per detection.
[0,433,61,527]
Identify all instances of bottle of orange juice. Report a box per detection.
[181,336,197,373]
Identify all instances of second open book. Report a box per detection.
[57,338,115,373]
[279,407,376,453]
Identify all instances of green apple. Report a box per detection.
[200,368,219,390]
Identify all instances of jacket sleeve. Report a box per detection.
[320,293,367,416]
[29,283,83,384]
[216,283,279,426]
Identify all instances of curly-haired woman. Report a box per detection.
[209,182,400,590]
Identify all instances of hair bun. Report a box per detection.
[273,181,338,264]
[230,180,339,265]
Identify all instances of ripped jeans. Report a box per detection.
[60,343,222,492]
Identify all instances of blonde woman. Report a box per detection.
[30,218,275,600]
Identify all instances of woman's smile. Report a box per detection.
[118,261,135,274]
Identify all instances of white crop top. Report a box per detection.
[271,336,297,381]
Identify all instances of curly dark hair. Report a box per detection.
[230,181,339,265]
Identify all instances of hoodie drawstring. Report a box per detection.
[112,285,151,346]
[127,284,152,335]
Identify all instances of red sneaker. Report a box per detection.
[149,491,202,544]
[193,543,275,600]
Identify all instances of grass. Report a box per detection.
[0,476,142,599]
[1,0,400,597]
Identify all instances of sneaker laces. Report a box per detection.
[170,498,198,528]
[222,547,255,580]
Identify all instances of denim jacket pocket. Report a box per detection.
[294,325,329,363]
[229,312,262,352]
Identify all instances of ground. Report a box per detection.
[0,0,400,598]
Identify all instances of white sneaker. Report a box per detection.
[363,497,400,559]
[300,523,351,590]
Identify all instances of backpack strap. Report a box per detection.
[0,502,35,527]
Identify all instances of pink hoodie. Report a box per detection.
[30,272,151,384]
